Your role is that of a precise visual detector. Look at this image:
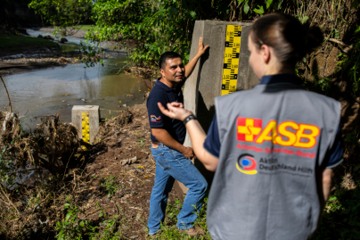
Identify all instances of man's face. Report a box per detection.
[160,57,185,85]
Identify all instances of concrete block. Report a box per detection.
[71,105,100,144]
[184,21,258,138]
[180,21,259,193]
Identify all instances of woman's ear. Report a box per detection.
[260,44,271,64]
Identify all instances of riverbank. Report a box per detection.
[0,34,60,58]
[0,33,80,76]
[0,27,128,76]
[0,102,209,240]
[34,27,88,38]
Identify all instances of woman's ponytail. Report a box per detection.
[250,13,324,68]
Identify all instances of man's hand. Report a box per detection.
[181,146,195,159]
[196,37,210,57]
[184,37,209,78]
[158,102,192,121]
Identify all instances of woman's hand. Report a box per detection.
[157,102,193,121]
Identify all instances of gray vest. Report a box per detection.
[207,82,340,240]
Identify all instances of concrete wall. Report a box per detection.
[177,21,259,194]
[184,20,258,136]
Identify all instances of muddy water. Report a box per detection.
[0,57,149,130]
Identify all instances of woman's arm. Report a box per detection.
[158,102,219,171]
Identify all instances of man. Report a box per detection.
[147,38,209,236]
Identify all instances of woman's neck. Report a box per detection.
[263,62,295,76]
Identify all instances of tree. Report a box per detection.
[29,0,93,35]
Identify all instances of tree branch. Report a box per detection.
[0,75,12,113]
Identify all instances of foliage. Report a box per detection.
[336,27,360,94]
[88,0,264,67]
[313,177,360,239]
[0,34,59,51]
[29,0,93,35]
[153,197,211,239]
[101,176,120,198]
[73,24,99,32]
[55,198,123,240]
[88,0,201,67]
[55,197,98,240]
[137,136,146,148]
[0,114,87,183]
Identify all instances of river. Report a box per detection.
[0,30,149,130]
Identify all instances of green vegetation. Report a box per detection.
[101,176,120,198]
[72,24,99,32]
[55,198,123,240]
[29,0,93,35]
[0,34,59,52]
[137,136,146,148]
[150,198,211,239]
[313,172,360,239]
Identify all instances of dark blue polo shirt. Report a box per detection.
[204,74,344,168]
[147,78,186,144]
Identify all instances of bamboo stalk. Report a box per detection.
[0,75,12,113]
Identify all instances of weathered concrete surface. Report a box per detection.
[184,21,258,137]
[177,20,259,195]
[71,105,100,144]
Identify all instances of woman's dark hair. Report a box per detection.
[158,52,182,69]
[250,13,323,68]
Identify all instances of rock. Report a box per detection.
[37,34,43,38]
[60,37,68,43]
[58,57,67,64]
[17,29,28,35]
[144,92,150,99]
[43,35,54,41]
[91,180,100,186]
[120,156,137,165]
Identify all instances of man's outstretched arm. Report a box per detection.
[184,37,209,79]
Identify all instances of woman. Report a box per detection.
[158,13,343,240]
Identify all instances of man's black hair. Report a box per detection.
[158,52,182,70]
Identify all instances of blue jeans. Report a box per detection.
[148,143,208,235]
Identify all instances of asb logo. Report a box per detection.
[236,154,257,175]
[237,117,320,148]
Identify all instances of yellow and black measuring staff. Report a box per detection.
[81,112,90,149]
[221,25,242,95]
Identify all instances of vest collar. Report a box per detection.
[259,74,303,85]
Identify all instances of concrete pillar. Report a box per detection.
[176,21,259,195]
[71,105,100,144]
